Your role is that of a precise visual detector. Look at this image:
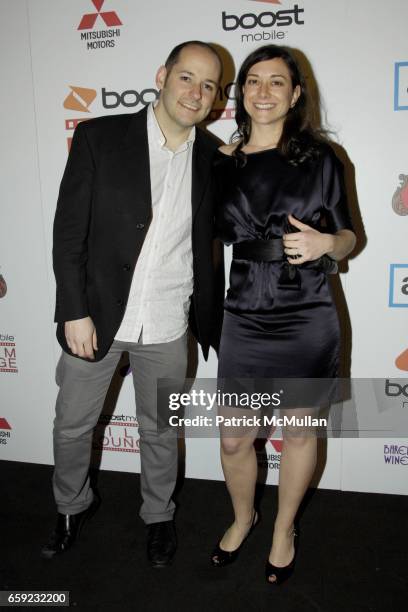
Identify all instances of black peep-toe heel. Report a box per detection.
[211,511,259,567]
[265,528,298,585]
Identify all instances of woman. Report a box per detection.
[211,45,356,584]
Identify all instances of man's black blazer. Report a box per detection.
[53,106,223,361]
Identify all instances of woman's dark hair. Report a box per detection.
[232,44,326,166]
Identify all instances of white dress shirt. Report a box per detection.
[114,103,195,344]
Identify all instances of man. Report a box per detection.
[41,41,223,567]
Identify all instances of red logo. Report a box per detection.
[0,418,11,430]
[392,174,408,216]
[269,439,283,452]
[395,348,408,372]
[78,0,122,30]
[0,274,7,298]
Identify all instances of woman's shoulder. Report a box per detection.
[299,138,340,169]
[218,143,238,157]
[213,143,239,168]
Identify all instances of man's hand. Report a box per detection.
[64,316,98,360]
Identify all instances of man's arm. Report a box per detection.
[53,121,97,359]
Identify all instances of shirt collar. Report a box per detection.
[147,102,195,153]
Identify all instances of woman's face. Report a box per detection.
[242,57,301,131]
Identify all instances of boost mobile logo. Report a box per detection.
[395,349,408,372]
[63,86,97,113]
[385,379,408,399]
[78,0,122,30]
[222,3,304,31]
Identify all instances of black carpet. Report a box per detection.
[1,460,407,611]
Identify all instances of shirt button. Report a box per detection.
[136,223,145,230]
[123,264,131,271]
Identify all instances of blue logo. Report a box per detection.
[394,62,408,111]
[389,264,408,307]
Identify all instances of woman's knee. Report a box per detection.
[282,428,316,447]
[221,436,253,455]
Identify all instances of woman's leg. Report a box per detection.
[268,408,317,578]
[214,408,259,554]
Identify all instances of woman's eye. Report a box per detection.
[272,80,284,87]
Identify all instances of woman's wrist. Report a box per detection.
[324,234,336,258]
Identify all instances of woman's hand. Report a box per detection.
[283,214,333,264]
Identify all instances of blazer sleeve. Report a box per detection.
[53,121,95,323]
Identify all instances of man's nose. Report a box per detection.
[190,83,202,100]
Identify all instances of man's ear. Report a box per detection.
[155,65,167,90]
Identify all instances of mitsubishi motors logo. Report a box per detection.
[77,0,122,51]
[256,436,282,470]
[0,417,12,446]
[269,439,283,453]
[64,86,97,113]
[78,0,122,30]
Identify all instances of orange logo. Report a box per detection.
[63,86,97,113]
[395,348,408,371]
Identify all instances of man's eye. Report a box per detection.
[204,83,214,91]
[180,75,190,81]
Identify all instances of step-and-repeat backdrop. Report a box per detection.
[1,0,407,495]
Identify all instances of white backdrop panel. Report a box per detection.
[1,0,407,494]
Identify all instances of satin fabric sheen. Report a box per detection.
[215,145,353,379]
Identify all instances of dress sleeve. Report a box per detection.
[322,147,353,233]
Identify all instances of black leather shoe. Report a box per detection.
[147,520,177,568]
[41,500,100,559]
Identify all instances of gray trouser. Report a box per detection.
[52,334,187,524]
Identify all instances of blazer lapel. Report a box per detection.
[117,106,152,221]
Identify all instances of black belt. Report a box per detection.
[232,239,338,290]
